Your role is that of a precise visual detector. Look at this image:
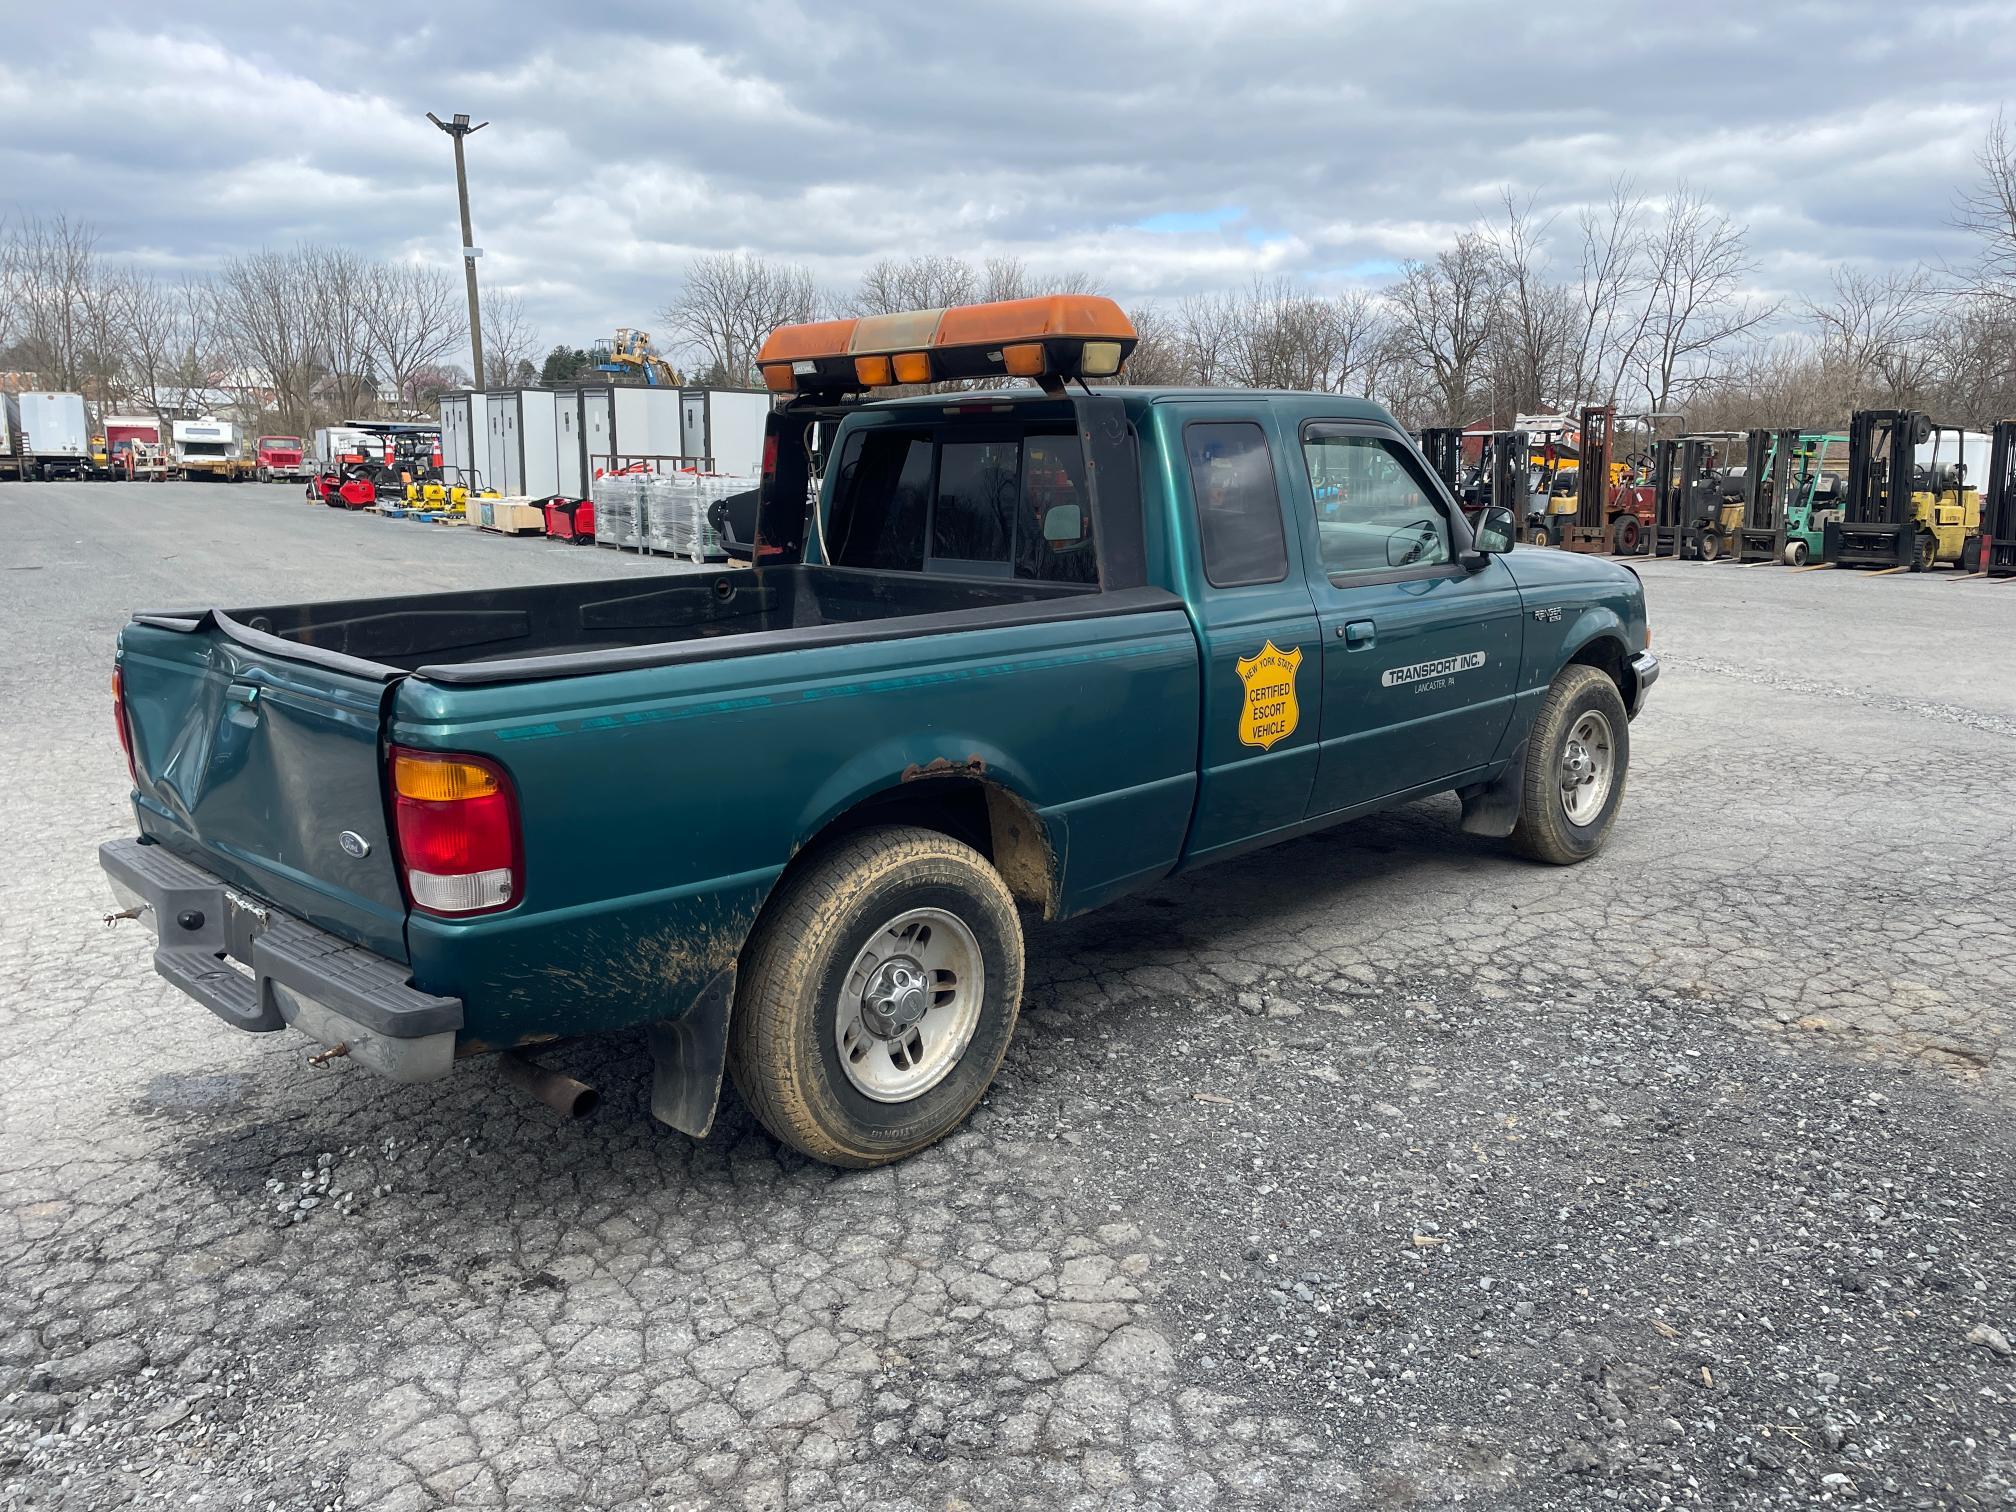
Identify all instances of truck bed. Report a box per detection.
[136,565,1172,686]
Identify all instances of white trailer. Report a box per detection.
[437,390,487,490]
[574,384,764,475]
[551,388,586,496]
[16,391,91,479]
[679,389,771,475]
[483,389,560,499]
[0,394,20,479]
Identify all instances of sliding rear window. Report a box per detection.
[826,424,1099,585]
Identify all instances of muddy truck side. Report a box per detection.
[100,295,1655,1167]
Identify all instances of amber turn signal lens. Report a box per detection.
[854,355,894,387]
[761,364,796,393]
[891,351,931,384]
[1000,343,1046,377]
[393,752,502,802]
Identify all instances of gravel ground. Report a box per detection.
[2,482,2013,1510]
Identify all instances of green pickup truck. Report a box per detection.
[100,295,1655,1167]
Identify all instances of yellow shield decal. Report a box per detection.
[1236,641,1303,750]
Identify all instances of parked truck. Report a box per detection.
[99,294,1657,1168]
[102,415,170,481]
[16,391,91,479]
[254,435,313,484]
[171,417,252,481]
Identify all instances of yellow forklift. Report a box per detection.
[1961,420,2015,576]
[1824,410,1981,571]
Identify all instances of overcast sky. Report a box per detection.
[3,1,2011,355]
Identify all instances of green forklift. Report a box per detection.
[1731,428,1845,565]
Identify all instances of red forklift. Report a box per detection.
[1961,419,2015,576]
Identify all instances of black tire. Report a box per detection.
[1509,665,1631,866]
[1527,524,1554,548]
[1611,515,1641,555]
[1698,529,1723,562]
[1912,532,1936,573]
[729,825,1024,1167]
[1962,536,1982,574]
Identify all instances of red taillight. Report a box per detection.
[112,666,138,785]
[389,747,523,916]
[761,432,778,476]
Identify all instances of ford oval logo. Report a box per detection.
[338,831,371,859]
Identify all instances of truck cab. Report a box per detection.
[101,294,1655,1168]
[254,435,310,484]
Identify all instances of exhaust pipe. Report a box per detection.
[499,1052,599,1119]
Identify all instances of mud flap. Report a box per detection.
[647,966,737,1138]
[1458,740,1526,839]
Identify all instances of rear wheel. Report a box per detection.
[1610,515,1642,555]
[1527,523,1554,548]
[1510,666,1631,865]
[729,826,1024,1167]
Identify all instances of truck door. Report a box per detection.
[1294,421,1523,816]
[1172,409,1322,864]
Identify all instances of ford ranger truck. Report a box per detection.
[100,294,1656,1168]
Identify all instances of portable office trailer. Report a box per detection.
[438,390,485,488]
[550,388,585,496]
[575,385,683,474]
[679,389,770,475]
[483,389,562,499]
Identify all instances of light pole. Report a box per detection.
[426,111,488,386]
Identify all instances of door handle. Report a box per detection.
[1340,619,1376,649]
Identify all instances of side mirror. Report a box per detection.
[1472,505,1515,556]
[1041,503,1085,544]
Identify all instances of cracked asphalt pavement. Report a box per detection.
[3,483,2014,1510]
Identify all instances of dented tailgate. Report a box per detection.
[118,619,409,961]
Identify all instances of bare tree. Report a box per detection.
[1952,109,2016,309]
[1174,291,1241,386]
[1485,190,1576,413]
[1631,185,1776,414]
[1803,265,1936,407]
[1562,179,1656,406]
[363,262,465,411]
[8,215,105,391]
[852,255,978,315]
[481,291,539,388]
[212,248,324,429]
[1119,302,1188,386]
[1385,231,1507,422]
[661,253,819,388]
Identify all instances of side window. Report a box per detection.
[933,439,1020,575]
[829,428,931,571]
[1301,428,1450,577]
[1186,421,1287,587]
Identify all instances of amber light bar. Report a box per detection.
[757,294,1137,396]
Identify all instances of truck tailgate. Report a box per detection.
[120,620,409,961]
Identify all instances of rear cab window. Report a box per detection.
[1184,421,1288,587]
[823,420,1099,585]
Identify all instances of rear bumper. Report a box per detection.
[99,837,460,1083]
[1628,651,1659,717]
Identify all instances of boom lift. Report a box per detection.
[1962,420,2016,576]
[590,328,682,387]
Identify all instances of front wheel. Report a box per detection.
[1510,666,1631,865]
[1912,532,1937,573]
[1784,538,1810,566]
[729,826,1024,1167]
[1527,524,1554,548]
[1697,529,1723,563]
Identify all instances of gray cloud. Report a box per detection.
[3,0,2010,352]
